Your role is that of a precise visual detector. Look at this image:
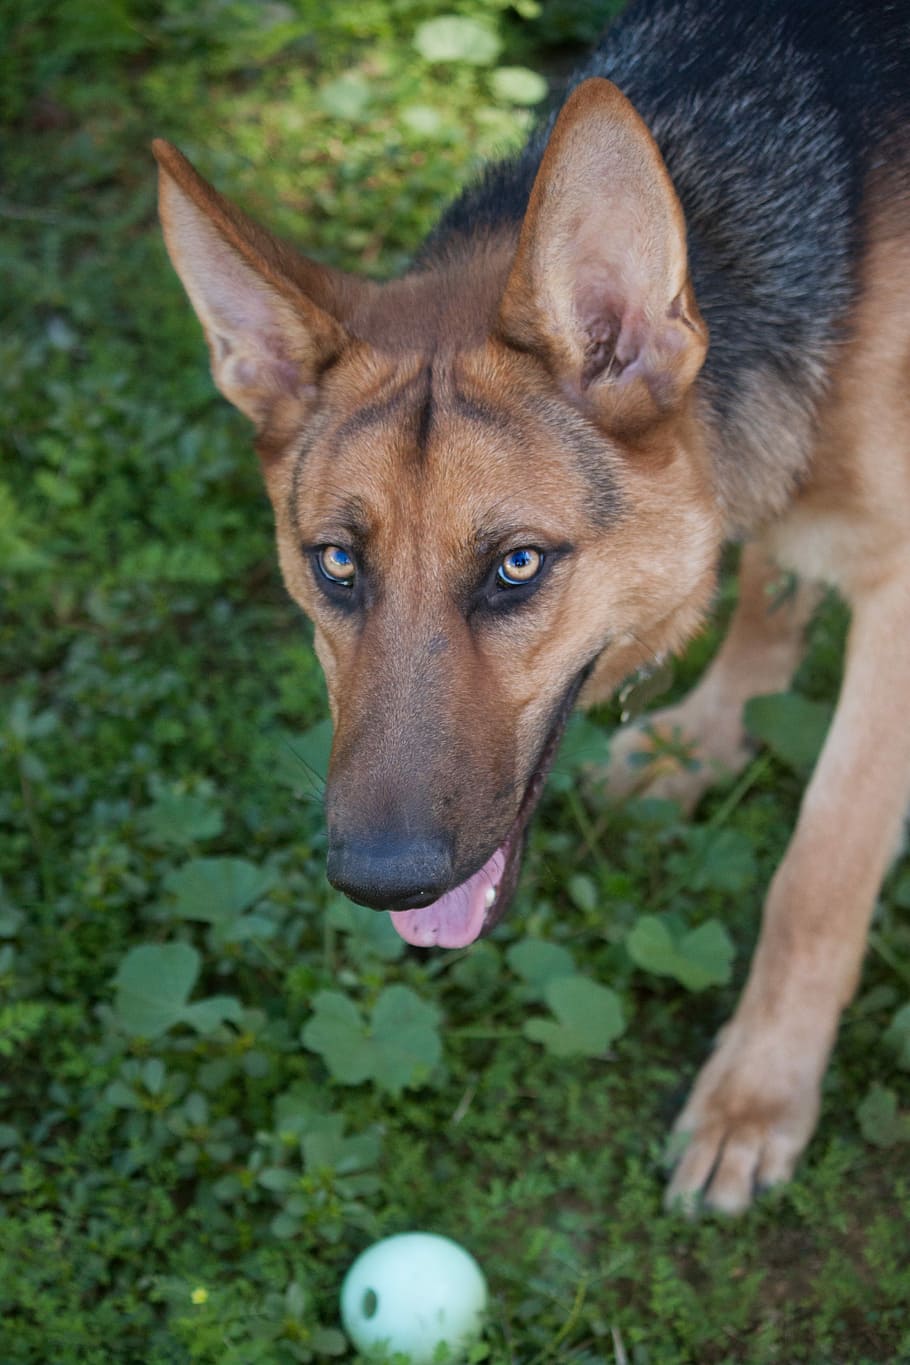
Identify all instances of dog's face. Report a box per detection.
[155,79,721,945]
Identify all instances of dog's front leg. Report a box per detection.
[667,562,910,1213]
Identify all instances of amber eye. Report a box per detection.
[497,547,543,587]
[318,545,356,586]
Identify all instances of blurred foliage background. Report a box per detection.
[2,1,910,1361]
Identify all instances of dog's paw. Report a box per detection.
[599,721,707,811]
[593,710,750,812]
[664,1022,823,1215]
[593,679,760,810]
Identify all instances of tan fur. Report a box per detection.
[277,339,720,868]
[500,80,708,433]
[665,183,910,1212]
[153,85,723,892]
[600,544,823,810]
[768,187,910,592]
[155,85,910,1213]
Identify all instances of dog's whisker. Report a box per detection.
[279,739,326,803]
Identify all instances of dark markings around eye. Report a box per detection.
[332,377,423,447]
[288,372,425,540]
[289,404,333,544]
[453,388,622,529]
[451,390,520,436]
[529,397,623,528]
[570,424,623,527]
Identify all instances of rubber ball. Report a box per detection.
[340,1231,487,1363]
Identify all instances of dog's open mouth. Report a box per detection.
[389,669,589,949]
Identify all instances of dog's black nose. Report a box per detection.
[326,833,455,911]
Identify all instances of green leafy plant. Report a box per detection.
[113,943,243,1038]
[857,1084,910,1148]
[252,1099,383,1243]
[302,986,443,1093]
[139,787,225,847]
[524,975,626,1057]
[506,936,576,994]
[884,1002,910,1069]
[414,15,503,65]
[744,691,833,774]
[626,914,735,990]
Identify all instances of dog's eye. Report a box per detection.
[318,545,356,587]
[497,547,543,587]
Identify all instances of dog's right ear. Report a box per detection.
[498,79,707,435]
[153,140,356,451]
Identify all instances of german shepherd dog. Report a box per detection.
[154,0,910,1213]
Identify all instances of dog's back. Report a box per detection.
[426,0,910,530]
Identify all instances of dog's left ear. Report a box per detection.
[499,78,707,433]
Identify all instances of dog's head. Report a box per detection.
[155,79,721,945]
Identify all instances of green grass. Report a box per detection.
[2,2,910,1360]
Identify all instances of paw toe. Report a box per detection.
[702,1130,763,1214]
[593,725,702,805]
[754,1135,800,1192]
[665,1125,762,1216]
[664,1123,724,1215]
[666,1111,809,1215]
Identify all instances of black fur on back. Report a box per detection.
[419,0,910,533]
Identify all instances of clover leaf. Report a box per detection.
[524,975,625,1058]
[507,938,576,999]
[885,1003,910,1070]
[165,857,275,924]
[857,1084,910,1148]
[139,791,223,847]
[113,943,241,1039]
[744,692,833,775]
[626,915,734,991]
[301,986,442,1095]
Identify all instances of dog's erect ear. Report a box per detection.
[499,78,706,432]
[154,140,357,449]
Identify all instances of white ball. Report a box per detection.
[340,1232,488,1363]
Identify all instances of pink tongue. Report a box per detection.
[389,846,507,948]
